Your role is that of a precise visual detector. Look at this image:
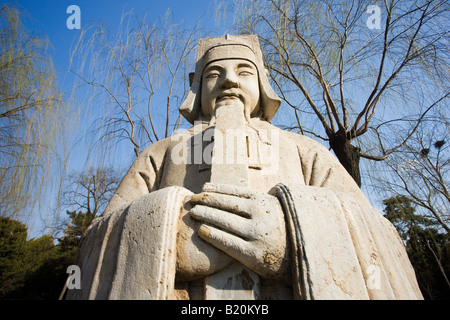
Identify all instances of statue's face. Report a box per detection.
[201,59,260,118]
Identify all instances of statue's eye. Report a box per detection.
[205,71,220,79]
[238,69,254,76]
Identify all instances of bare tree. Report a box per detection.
[373,110,449,234]
[69,9,200,160]
[0,5,66,221]
[62,167,123,218]
[226,0,449,186]
[372,110,450,296]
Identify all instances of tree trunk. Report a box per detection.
[329,134,361,187]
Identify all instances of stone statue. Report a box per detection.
[67,35,423,300]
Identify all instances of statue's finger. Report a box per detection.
[190,192,253,218]
[202,182,257,199]
[197,224,252,262]
[190,205,250,239]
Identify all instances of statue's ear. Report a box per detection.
[189,72,195,87]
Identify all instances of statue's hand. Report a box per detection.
[189,182,291,284]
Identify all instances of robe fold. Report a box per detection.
[66,121,422,300]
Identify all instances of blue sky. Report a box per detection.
[11,0,433,237]
[9,0,233,238]
[12,0,226,79]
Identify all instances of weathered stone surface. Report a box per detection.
[67,34,423,300]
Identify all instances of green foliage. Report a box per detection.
[407,227,450,300]
[0,217,28,297]
[16,244,75,299]
[383,195,450,300]
[383,195,433,240]
[59,210,95,251]
[0,210,93,299]
[0,217,65,298]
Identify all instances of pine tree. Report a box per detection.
[383,195,450,299]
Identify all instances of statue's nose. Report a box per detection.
[220,71,239,89]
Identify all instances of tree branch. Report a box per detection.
[361,92,449,161]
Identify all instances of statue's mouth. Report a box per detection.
[217,92,241,101]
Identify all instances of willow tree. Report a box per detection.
[69,9,201,160]
[374,112,449,234]
[0,5,65,221]
[228,0,449,186]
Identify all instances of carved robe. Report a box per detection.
[66,120,423,300]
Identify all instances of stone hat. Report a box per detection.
[179,34,281,124]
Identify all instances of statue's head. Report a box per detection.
[179,34,281,124]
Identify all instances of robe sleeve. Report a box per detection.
[66,138,191,300]
[290,132,367,200]
[104,139,171,214]
[273,133,423,300]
